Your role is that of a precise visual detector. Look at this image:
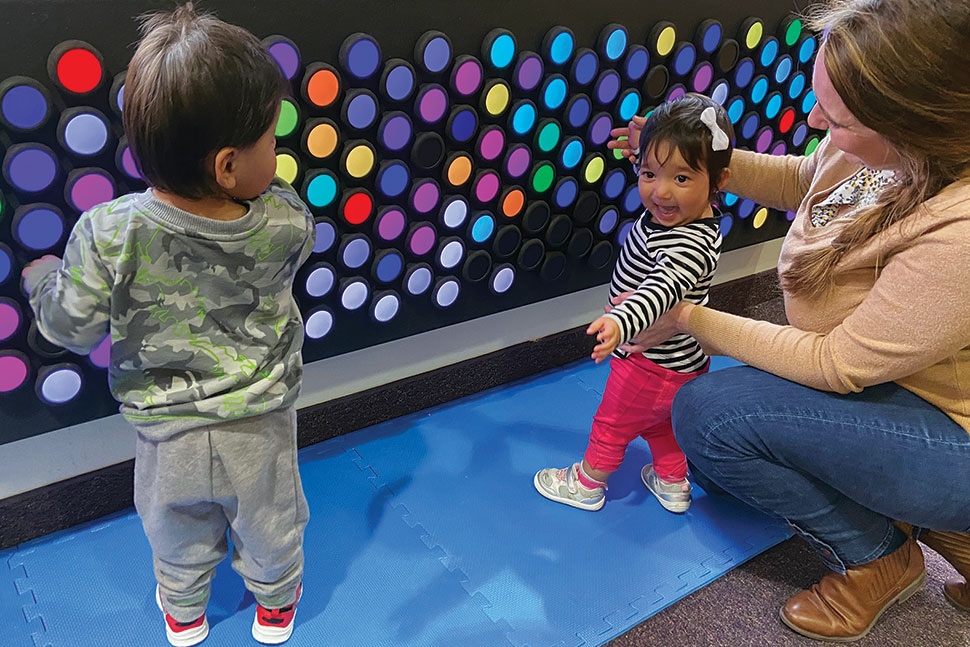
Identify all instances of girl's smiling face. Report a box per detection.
[638,140,727,227]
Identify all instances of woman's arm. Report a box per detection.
[725,147,820,213]
[675,219,970,392]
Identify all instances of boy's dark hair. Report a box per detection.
[639,93,735,197]
[123,2,286,199]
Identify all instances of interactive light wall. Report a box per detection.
[0,14,821,435]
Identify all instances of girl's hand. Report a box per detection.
[607,115,647,161]
[587,316,621,363]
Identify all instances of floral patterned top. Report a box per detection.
[810,167,896,227]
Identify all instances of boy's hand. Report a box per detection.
[21,255,61,295]
[607,116,647,161]
[22,254,61,277]
[587,316,621,363]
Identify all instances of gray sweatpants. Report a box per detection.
[134,407,309,622]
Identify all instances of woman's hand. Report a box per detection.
[603,291,633,314]
[607,115,647,161]
[617,302,696,354]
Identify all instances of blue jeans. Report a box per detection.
[673,366,970,572]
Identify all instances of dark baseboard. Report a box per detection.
[0,268,784,550]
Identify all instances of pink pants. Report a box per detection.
[584,354,708,481]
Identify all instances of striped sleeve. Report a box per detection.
[605,219,719,346]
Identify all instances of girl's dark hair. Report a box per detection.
[639,93,734,197]
[122,2,286,199]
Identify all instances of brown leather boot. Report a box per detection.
[780,537,925,642]
[918,529,970,612]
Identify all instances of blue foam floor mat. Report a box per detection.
[3,357,790,647]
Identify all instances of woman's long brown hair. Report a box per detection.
[782,0,970,297]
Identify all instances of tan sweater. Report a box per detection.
[689,137,970,433]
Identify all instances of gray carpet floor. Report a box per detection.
[608,534,970,647]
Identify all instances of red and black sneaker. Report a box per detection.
[252,583,302,644]
[154,585,209,646]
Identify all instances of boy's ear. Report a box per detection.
[213,147,238,190]
[715,167,731,191]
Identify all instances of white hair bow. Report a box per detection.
[700,106,730,152]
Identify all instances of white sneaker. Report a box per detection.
[155,585,209,647]
[534,463,605,511]
[641,465,691,513]
[252,582,302,644]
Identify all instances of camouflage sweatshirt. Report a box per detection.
[25,178,315,440]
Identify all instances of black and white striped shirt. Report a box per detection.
[604,208,721,373]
